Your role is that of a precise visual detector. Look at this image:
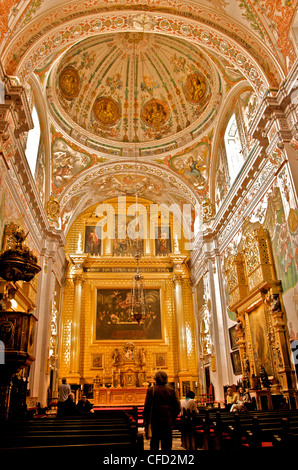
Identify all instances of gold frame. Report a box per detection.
[155,352,167,368]
[91,281,166,344]
[91,353,104,369]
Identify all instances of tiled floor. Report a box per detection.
[140,428,184,450]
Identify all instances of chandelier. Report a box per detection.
[130,252,148,324]
[129,33,148,325]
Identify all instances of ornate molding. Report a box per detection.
[3,6,278,93]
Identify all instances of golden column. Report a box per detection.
[69,274,85,381]
[170,253,189,394]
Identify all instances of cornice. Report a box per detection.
[0,59,66,253]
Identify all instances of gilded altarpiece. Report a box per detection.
[226,226,297,406]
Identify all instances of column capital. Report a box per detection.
[172,274,185,287]
[73,274,85,286]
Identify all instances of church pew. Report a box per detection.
[0,410,143,452]
[184,409,298,450]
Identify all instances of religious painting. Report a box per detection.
[155,226,171,255]
[92,96,121,128]
[182,381,191,396]
[85,225,102,255]
[141,99,169,128]
[95,289,162,340]
[155,353,167,368]
[113,215,144,256]
[248,304,274,376]
[185,72,206,103]
[229,325,238,350]
[170,143,210,189]
[59,67,80,100]
[264,187,298,293]
[91,354,103,369]
[230,350,242,375]
[123,342,135,362]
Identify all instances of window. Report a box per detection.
[0,80,4,104]
[224,113,244,185]
[25,106,40,177]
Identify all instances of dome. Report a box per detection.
[49,32,220,154]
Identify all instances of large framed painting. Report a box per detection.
[95,288,162,340]
[113,215,144,255]
[85,225,101,255]
[248,304,274,376]
[155,226,171,255]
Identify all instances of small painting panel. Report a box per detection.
[155,226,171,255]
[155,353,167,368]
[85,225,102,255]
[113,215,144,255]
[91,354,103,369]
[229,325,238,350]
[230,350,242,375]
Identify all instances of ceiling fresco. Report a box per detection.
[2,0,296,78]
[58,165,197,232]
[49,32,216,148]
[0,0,297,234]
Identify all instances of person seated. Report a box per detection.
[230,386,251,412]
[180,390,198,413]
[76,394,93,413]
[225,387,237,411]
[63,392,78,416]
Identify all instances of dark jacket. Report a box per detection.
[143,385,180,429]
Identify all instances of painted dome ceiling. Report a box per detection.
[49,32,220,154]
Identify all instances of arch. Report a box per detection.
[209,80,254,205]
[27,73,52,203]
[58,160,201,236]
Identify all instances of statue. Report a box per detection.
[270,294,281,313]
[251,373,261,390]
[243,354,251,389]
[139,347,146,366]
[112,348,120,365]
[260,365,271,389]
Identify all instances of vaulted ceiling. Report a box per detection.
[1,0,297,234]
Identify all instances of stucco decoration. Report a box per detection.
[2,0,286,86]
[59,66,80,100]
[92,97,121,128]
[49,32,216,149]
[52,137,94,189]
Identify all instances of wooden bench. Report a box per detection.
[181,408,298,451]
[0,410,144,454]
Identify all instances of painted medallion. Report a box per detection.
[92,96,121,127]
[141,99,169,128]
[185,72,206,103]
[59,67,80,100]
